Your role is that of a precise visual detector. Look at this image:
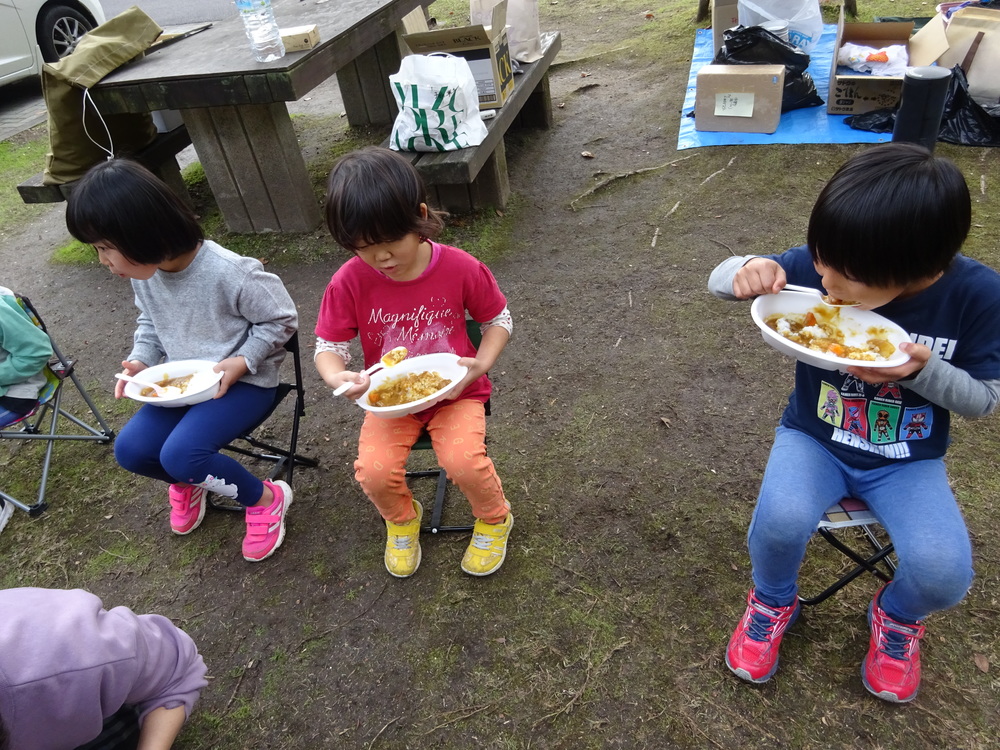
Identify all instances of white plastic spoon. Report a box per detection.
[781,283,860,307]
[332,346,408,396]
[115,373,178,397]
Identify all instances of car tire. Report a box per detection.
[37,5,95,62]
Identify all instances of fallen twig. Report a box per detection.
[531,639,630,729]
[710,238,736,256]
[569,156,696,211]
[700,156,737,186]
[296,581,388,652]
[367,716,400,748]
[225,659,254,712]
[423,703,494,734]
[552,46,634,68]
[174,604,223,626]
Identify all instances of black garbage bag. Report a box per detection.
[938,65,1000,147]
[715,25,825,112]
[845,66,1000,147]
[845,108,895,133]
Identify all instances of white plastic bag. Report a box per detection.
[389,53,489,152]
[471,0,542,63]
[837,43,909,76]
[738,0,823,53]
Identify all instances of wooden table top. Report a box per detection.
[92,0,424,114]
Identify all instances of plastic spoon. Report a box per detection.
[332,346,408,396]
[781,283,860,307]
[115,373,178,397]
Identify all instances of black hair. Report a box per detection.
[807,142,971,288]
[324,146,446,251]
[65,158,204,265]
[0,709,7,750]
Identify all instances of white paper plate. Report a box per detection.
[356,353,468,419]
[751,292,911,371]
[122,359,223,407]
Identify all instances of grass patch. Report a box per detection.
[0,126,51,229]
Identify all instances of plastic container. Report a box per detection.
[234,0,285,63]
[892,66,953,152]
[760,19,790,42]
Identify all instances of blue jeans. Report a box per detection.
[0,407,27,427]
[748,425,973,623]
[115,382,276,507]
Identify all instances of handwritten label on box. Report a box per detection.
[714,92,755,118]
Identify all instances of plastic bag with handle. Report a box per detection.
[737,0,824,53]
[389,53,489,152]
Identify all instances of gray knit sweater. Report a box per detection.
[127,240,297,388]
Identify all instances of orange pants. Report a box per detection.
[354,399,509,525]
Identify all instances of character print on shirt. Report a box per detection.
[837,373,866,397]
[900,406,933,440]
[868,403,901,444]
[876,381,902,400]
[842,399,867,437]
[817,386,842,425]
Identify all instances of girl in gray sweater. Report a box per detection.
[67,159,298,563]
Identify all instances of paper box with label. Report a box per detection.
[827,6,948,115]
[695,64,786,133]
[402,0,514,109]
[712,0,740,57]
[280,24,320,53]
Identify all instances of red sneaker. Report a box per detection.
[726,588,800,683]
[168,483,205,535]
[242,480,292,562]
[863,588,925,703]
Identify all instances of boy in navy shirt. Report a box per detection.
[708,143,1000,702]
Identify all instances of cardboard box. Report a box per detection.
[402,0,514,109]
[712,0,741,58]
[280,24,320,53]
[933,7,1000,105]
[695,64,786,133]
[827,6,948,115]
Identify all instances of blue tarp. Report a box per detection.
[677,25,892,149]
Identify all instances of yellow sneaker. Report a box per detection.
[461,513,513,576]
[384,501,422,578]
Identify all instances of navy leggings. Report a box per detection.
[115,381,276,507]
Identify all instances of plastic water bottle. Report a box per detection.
[234,0,285,63]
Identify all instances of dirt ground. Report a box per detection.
[3,0,1000,748]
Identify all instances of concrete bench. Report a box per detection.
[17,123,192,204]
[386,31,561,214]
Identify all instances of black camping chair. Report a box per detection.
[406,320,490,534]
[0,295,115,517]
[798,497,896,606]
[209,331,316,510]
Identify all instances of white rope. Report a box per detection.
[81,88,115,160]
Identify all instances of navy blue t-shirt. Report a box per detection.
[769,246,1000,470]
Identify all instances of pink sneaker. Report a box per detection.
[168,483,205,535]
[726,588,800,683]
[863,587,925,703]
[242,480,292,562]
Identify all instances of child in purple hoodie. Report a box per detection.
[0,588,207,750]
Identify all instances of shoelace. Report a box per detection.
[391,534,417,551]
[878,622,918,661]
[470,531,496,551]
[746,608,781,642]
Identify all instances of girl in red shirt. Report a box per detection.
[314,147,513,579]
